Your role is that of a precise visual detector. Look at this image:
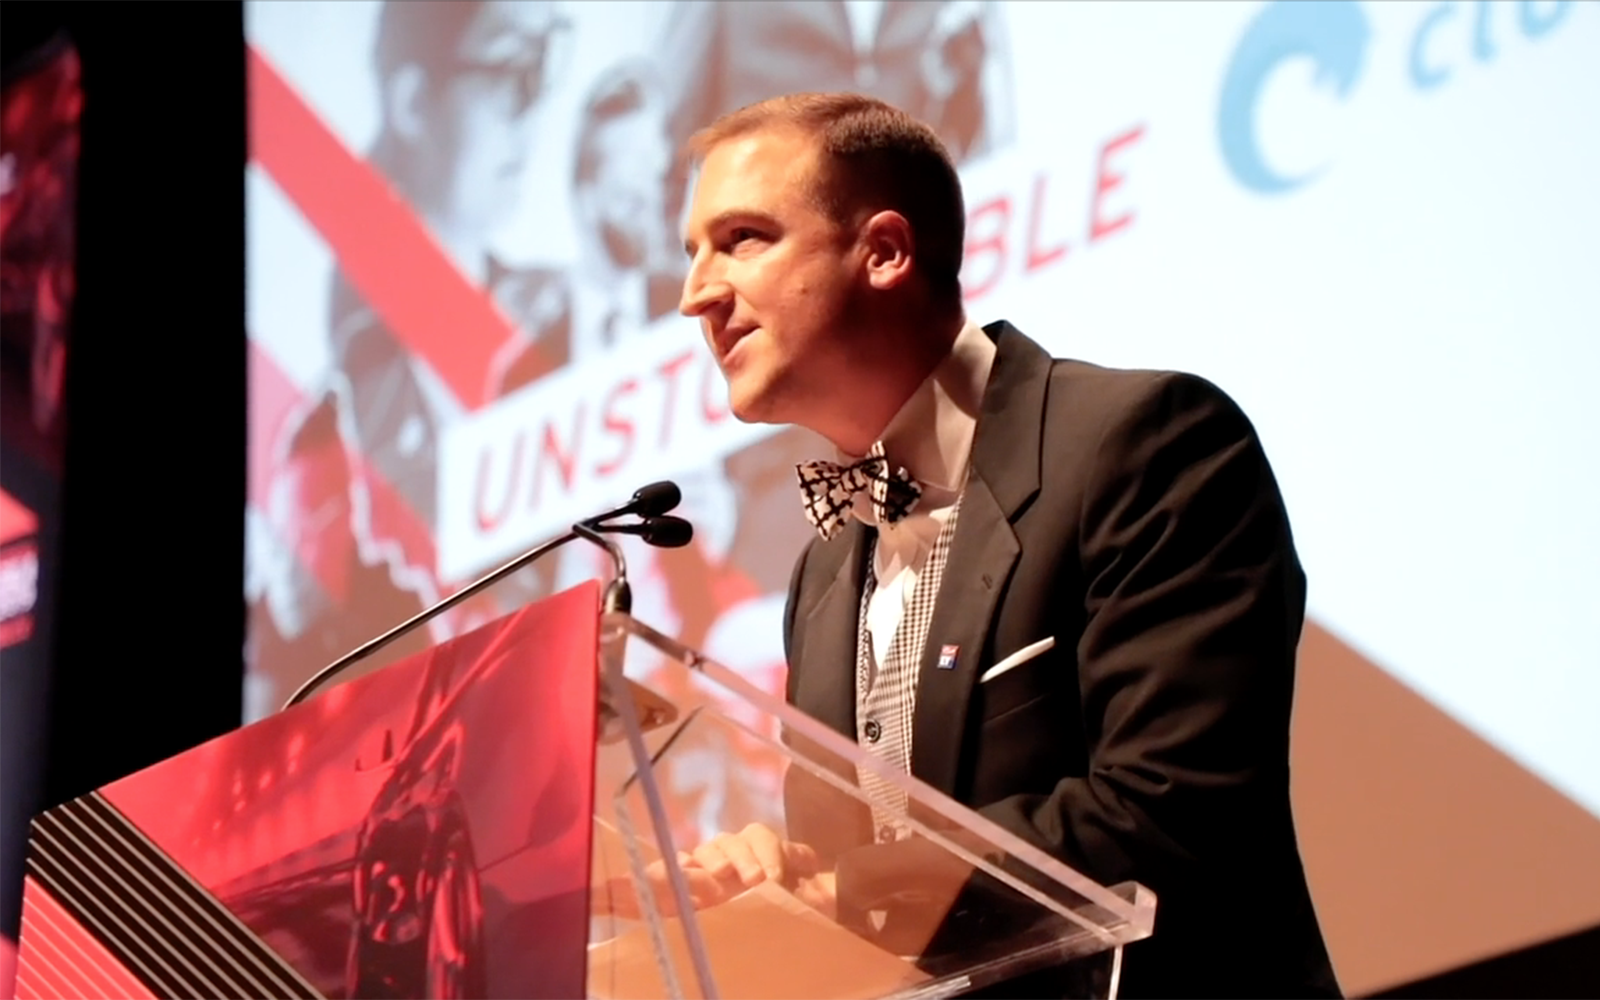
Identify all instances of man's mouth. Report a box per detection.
[714,325,756,361]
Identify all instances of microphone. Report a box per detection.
[599,515,694,548]
[583,480,681,525]
[281,481,688,710]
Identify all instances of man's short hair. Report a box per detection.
[687,93,966,307]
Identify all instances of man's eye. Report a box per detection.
[730,228,760,245]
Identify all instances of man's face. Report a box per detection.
[418,1,568,231]
[586,108,670,269]
[680,129,865,428]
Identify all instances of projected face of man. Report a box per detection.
[584,106,671,272]
[679,129,871,442]
[400,1,568,250]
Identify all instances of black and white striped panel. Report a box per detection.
[24,792,323,1000]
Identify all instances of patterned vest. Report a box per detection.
[853,494,964,842]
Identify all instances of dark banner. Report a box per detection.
[0,34,80,999]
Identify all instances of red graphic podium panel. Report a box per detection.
[14,582,599,1000]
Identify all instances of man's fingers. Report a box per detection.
[739,823,788,881]
[782,839,821,880]
[678,866,729,909]
[710,831,769,885]
[597,864,733,920]
[597,833,829,919]
[688,832,761,883]
[663,826,827,904]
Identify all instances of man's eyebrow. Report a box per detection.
[682,210,781,257]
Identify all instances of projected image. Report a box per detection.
[247,3,1600,989]
[0,490,38,650]
[566,59,682,366]
[245,0,1015,720]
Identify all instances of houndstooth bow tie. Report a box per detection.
[796,441,922,541]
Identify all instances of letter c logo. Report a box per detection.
[1218,0,1373,194]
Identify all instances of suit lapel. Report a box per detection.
[791,520,871,742]
[910,322,1050,795]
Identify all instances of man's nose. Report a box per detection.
[680,261,732,319]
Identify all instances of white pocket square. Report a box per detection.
[978,637,1055,683]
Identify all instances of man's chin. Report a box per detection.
[726,388,784,428]
[727,402,769,427]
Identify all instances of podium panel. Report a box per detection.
[15,583,600,1000]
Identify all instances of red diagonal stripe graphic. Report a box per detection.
[247,44,555,410]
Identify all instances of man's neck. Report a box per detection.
[825,308,967,456]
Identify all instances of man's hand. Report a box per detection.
[683,822,815,900]
[596,823,837,920]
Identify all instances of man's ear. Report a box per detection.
[861,210,914,291]
[384,64,429,142]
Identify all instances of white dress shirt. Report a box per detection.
[844,318,996,672]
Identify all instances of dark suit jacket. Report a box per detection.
[781,322,1340,998]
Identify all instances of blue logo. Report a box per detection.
[1218,0,1372,194]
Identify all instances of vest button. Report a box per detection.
[863,718,882,743]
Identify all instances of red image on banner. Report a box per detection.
[18,582,599,1000]
[0,490,37,546]
[0,36,79,461]
[0,489,39,651]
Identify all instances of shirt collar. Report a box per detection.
[842,316,996,509]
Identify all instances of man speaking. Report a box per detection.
[667,91,1340,999]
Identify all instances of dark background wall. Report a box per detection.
[2,3,245,809]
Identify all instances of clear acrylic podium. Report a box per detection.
[590,609,1156,1000]
[12,581,1154,1000]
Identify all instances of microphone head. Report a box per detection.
[631,481,682,518]
[640,515,694,548]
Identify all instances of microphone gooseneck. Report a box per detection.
[576,512,698,612]
[281,527,577,709]
[280,481,689,711]
[572,521,632,614]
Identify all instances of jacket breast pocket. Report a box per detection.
[974,654,1058,724]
